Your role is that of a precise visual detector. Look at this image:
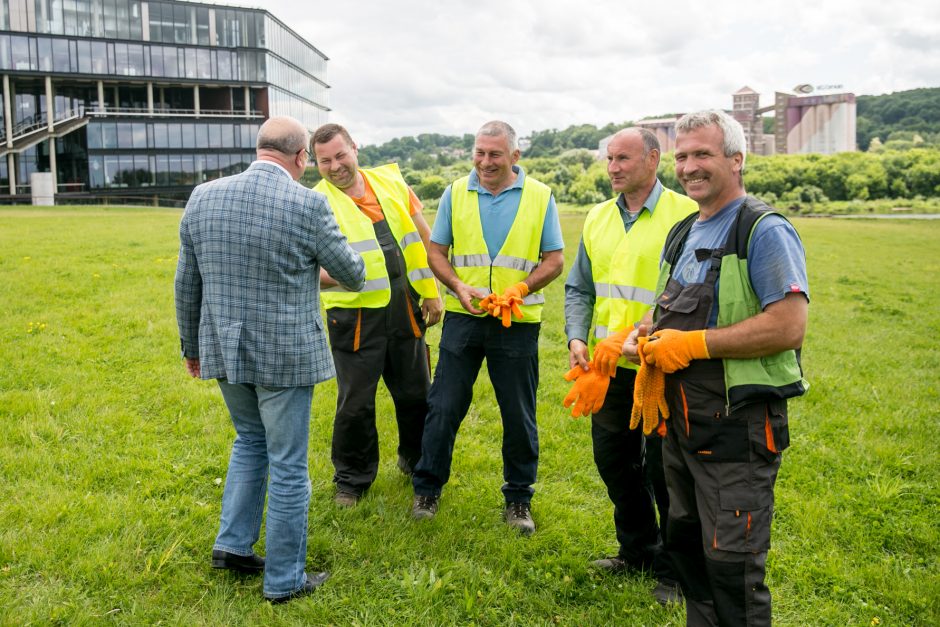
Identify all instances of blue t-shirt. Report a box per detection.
[431,165,564,256]
[670,196,809,327]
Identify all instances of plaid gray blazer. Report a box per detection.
[174,161,365,387]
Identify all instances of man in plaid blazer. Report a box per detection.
[174,116,365,604]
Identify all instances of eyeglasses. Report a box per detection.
[297,147,310,162]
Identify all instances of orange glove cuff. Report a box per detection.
[644,329,710,373]
[503,282,529,299]
[689,329,710,359]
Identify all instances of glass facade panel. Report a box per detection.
[195,123,208,148]
[0,36,10,69]
[91,40,107,74]
[89,155,104,188]
[135,154,151,186]
[37,37,52,71]
[52,38,69,71]
[116,122,132,147]
[104,155,120,186]
[167,122,182,148]
[11,35,32,70]
[101,123,118,149]
[207,124,221,148]
[153,122,168,148]
[181,123,195,148]
[131,123,147,148]
[196,48,210,80]
[87,123,102,149]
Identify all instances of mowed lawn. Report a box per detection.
[0,206,937,626]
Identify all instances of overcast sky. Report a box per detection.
[214,0,939,146]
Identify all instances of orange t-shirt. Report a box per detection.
[348,172,423,223]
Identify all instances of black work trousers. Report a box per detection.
[590,367,665,572]
[327,219,430,496]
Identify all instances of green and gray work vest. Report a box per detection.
[655,196,808,410]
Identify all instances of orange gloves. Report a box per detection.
[630,336,669,435]
[592,329,631,378]
[480,282,529,327]
[563,364,610,418]
[642,329,710,373]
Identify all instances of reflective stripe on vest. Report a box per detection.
[584,187,698,366]
[445,174,551,322]
[315,163,438,308]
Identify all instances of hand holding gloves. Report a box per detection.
[480,282,529,327]
[630,335,670,435]
[562,364,610,418]
[642,329,710,373]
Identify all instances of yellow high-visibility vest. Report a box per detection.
[584,186,697,368]
[316,163,438,308]
[445,174,551,323]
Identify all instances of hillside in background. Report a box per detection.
[354,87,940,165]
[856,86,940,150]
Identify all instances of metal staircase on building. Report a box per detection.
[0,109,89,158]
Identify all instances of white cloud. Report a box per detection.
[211,0,940,144]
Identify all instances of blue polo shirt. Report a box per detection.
[670,196,809,327]
[431,165,564,256]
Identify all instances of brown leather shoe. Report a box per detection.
[504,502,535,535]
[412,494,439,520]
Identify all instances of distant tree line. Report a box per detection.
[320,87,940,206]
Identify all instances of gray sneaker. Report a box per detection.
[504,502,535,535]
[412,494,439,520]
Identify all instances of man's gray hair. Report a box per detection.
[676,110,747,167]
[256,116,309,155]
[476,120,519,152]
[630,127,660,155]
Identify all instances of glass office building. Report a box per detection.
[0,0,329,203]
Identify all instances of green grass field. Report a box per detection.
[1,206,938,625]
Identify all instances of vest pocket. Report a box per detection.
[748,400,789,461]
[672,373,750,463]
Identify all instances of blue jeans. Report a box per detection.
[215,381,313,598]
[413,313,539,504]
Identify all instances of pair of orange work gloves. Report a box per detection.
[563,328,710,435]
[479,282,528,328]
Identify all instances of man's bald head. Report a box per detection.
[257,116,309,156]
[606,127,661,197]
[255,116,310,180]
[610,127,660,160]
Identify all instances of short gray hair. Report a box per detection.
[256,116,309,155]
[676,110,747,168]
[476,120,518,152]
